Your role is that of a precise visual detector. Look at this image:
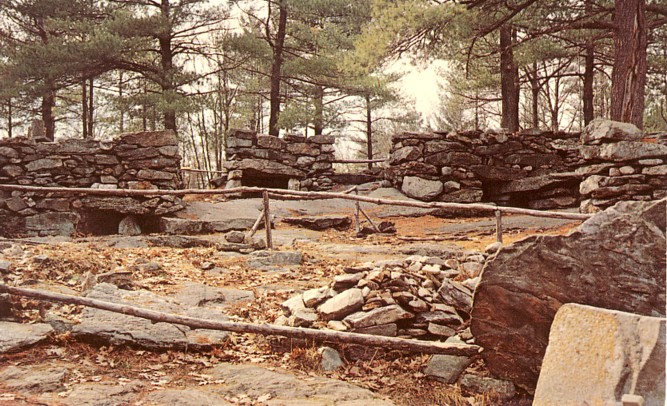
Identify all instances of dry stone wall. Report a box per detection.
[224,130,335,191]
[387,121,667,211]
[386,130,583,209]
[0,131,184,237]
[578,119,667,212]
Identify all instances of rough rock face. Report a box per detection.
[471,199,666,391]
[534,304,665,406]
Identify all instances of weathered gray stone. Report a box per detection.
[72,283,229,350]
[353,323,398,336]
[401,176,443,201]
[224,230,246,243]
[471,199,666,391]
[439,188,483,203]
[119,130,178,147]
[256,135,285,150]
[534,304,665,406]
[5,196,27,212]
[282,215,351,231]
[343,305,414,329]
[427,323,456,337]
[1,164,23,177]
[56,380,144,406]
[333,272,365,290]
[319,346,344,371]
[281,295,306,315]
[225,158,305,178]
[25,212,80,236]
[144,389,232,406]
[643,165,667,175]
[600,141,667,161]
[303,287,328,308]
[118,215,142,236]
[581,119,643,145]
[309,134,335,144]
[248,250,302,268]
[0,365,67,393]
[0,322,53,353]
[25,158,63,171]
[424,354,473,384]
[389,146,422,164]
[459,374,516,400]
[206,363,395,405]
[136,169,176,181]
[319,288,364,321]
[291,308,319,327]
[0,146,19,159]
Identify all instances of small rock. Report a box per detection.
[118,215,142,236]
[318,288,364,321]
[319,347,344,371]
[459,374,516,400]
[354,323,398,337]
[326,320,348,331]
[201,261,215,270]
[400,328,428,337]
[421,264,441,273]
[462,262,483,278]
[302,287,328,308]
[424,354,474,384]
[407,298,430,313]
[333,272,365,290]
[281,295,306,315]
[0,365,68,393]
[484,242,503,254]
[0,322,53,353]
[291,308,319,327]
[225,230,246,244]
[427,323,456,338]
[0,259,12,274]
[343,304,414,329]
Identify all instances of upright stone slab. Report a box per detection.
[534,304,665,406]
[471,199,666,391]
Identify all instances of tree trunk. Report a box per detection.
[582,0,595,126]
[500,25,520,132]
[119,72,124,133]
[268,0,288,136]
[88,77,94,138]
[610,0,647,129]
[529,62,540,129]
[160,0,177,132]
[313,85,324,135]
[42,88,56,141]
[365,93,373,170]
[7,98,12,138]
[82,81,88,139]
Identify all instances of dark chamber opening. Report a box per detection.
[78,211,161,235]
[241,173,291,189]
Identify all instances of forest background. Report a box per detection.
[0,0,666,178]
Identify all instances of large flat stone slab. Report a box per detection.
[0,321,53,353]
[72,283,229,350]
[534,304,665,406]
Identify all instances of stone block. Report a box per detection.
[119,130,178,147]
[534,304,665,406]
[581,119,643,145]
[401,176,443,201]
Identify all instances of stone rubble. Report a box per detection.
[279,252,488,342]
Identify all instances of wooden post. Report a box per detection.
[358,206,381,233]
[263,190,273,249]
[246,208,265,240]
[354,187,360,234]
[495,209,503,243]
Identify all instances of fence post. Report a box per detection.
[495,209,503,243]
[354,187,360,234]
[263,190,273,250]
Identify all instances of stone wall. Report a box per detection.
[578,120,667,213]
[386,129,583,210]
[0,131,184,237]
[224,130,335,191]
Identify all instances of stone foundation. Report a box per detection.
[223,130,335,191]
[0,131,184,237]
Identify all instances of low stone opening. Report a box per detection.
[78,211,162,236]
[241,172,291,190]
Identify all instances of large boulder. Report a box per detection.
[401,176,443,201]
[470,199,666,391]
[534,304,665,406]
[581,119,643,145]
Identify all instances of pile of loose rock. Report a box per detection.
[0,131,185,237]
[578,119,667,212]
[277,250,491,341]
[386,129,582,209]
[223,130,336,191]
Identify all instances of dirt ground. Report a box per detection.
[0,194,582,406]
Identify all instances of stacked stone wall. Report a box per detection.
[387,129,583,209]
[224,130,335,191]
[578,120,667,212]
[0,131,184,237]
